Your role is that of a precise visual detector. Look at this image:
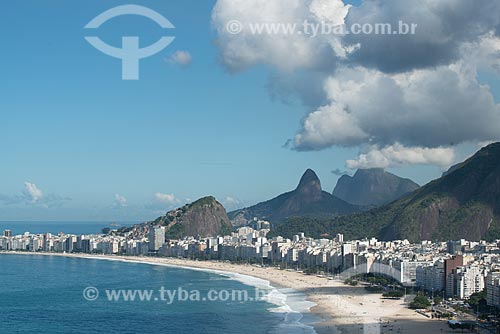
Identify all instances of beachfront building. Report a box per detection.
[416,260,446,292]
[447,265,486,299]
[0,237,8,250]
[149,227,166,252]
[97,240,119,254]
[372,255,430,286]
[65,236,77,253]
[397,260,432,285]
[3,225,500,306]
[487,272,500,308]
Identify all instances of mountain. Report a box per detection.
[229,169,362,225]
[122,197,232,239]
[333,169,419,206]
[271,143,500,242]
[442,163,463,177]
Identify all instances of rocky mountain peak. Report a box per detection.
[333,168,419,207]
[296,169,322,198]
[229,168,362,225]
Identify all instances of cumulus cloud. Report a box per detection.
[154,192,180,206]
[211,0,350,71]
[344,0,500,73]
[294,64,500,150]
[221,196,242,210]
[113,194,128,208]
[461,33,500,73]
[144,193,182,212]
[23,182,43,203]
[294,103,368,150]
[212,0,500,73]
[346,144,456,169]
[267,70,330,107]
[211,0,500,168]
[478,140,497,148]
[166,50,192,67]
[0,182,71,208]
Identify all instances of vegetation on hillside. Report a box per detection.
[270,143,500,242]
[165,224,185,240]
[268,213,391,240]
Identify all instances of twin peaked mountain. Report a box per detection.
[143,142,500,242]
[142,168,415,240]
[229,168,417,224]
[272,143,500,242]
[229,169,360,225]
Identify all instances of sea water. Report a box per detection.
[0,254,317,334]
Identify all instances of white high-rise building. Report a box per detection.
[149,227,165,252]
[487,272,500,308]
[448,266,485,299]
[416,260,445,292]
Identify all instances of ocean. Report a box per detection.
[0,254,317,334]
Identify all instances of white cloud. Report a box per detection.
[113,194,128,208]
[154,192,180,206]
[346,144,456,169]
[211,0,350,71]
[294,104,368,150]
[461,33,500,74]
[294,64,500,153]
[211,0,500,73]
[0,182,70,208]
[478,140,497,148]
[221,196,242,210]
[211,0,500,168]
[309,0,350,23]
[167,50,192,67]
[23,182,43,203]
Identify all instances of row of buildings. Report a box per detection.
[2,226,500,308]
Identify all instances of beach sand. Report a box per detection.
[3,253,448,334]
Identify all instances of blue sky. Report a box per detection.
[1,0,499,221]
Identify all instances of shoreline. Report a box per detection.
[1,252,448,334]
[1,252,318,334]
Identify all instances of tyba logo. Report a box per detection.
[84,5,175,80]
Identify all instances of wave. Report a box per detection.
[123,260,319,334]
[2,253,319,334]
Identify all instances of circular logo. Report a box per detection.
[83,287,99,301]
[226,20,243,35]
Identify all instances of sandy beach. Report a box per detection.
[1,252,448,334]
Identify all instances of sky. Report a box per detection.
[1,0,499,222]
